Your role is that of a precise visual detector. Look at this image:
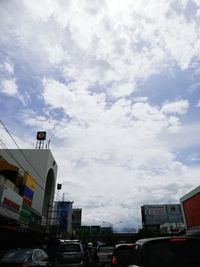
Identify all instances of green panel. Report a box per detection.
[21,204,32,213]
[20,209,31,218]
[101,227,112,236]
[76,226,91,237]
[20,214,31,224]
[91,225,101,236]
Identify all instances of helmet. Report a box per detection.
[87,242,93,248]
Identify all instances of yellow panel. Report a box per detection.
[0,160,19,172]
[23,172,36,191]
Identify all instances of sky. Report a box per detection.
[0,0,200,231]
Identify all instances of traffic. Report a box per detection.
[0,236,200,267]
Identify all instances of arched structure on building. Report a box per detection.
[43,168,55,217]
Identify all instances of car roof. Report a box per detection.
[98,245,114,247]
[114,243,135,248]
[135,236,200,245]
[59,239,81,243]
[60,241,82,245]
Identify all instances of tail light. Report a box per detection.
[170,238,187,242]
[22,263,27,267]
[112,256,117,264]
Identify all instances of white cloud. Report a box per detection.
[162,121,200,150]
[0,79,18,95]
[4,59,14,74]
[1,0,200,228]
[161,99,189,115]
[19,110,57,131]
[1,0,200,92]
[110,82,136,98]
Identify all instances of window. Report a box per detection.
[59,243,81,252]
[143,239,200,266]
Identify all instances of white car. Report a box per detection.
[56,241,85,267]
[97,245,114,264]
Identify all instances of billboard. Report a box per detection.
[54,201,73,231]
[142,204,183,226]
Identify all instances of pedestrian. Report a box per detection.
[84,242,99,267]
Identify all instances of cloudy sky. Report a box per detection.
[0,0,200,231]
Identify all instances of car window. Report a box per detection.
[134,244,143,265]
[98,246,114,253]
[33,250,43,261]
[2,249,32,262]
[58,243,81,252]
[40,250,49,259]
[115,245,135,265]
[142,239,200,267]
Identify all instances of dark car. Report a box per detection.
[133,236,200,267]
[56,241,85,267]
[111,243,135,267]
[0,248,53,266]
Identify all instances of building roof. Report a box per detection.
[180,186,200,202]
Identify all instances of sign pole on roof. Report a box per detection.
[36,131,46,149]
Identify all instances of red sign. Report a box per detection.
[3,197,20,212]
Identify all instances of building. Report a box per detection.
[0,149,58,230]
[141,204,184,231]
[72,208,82,229]
[180,185,200,236]
[160,221,185,235]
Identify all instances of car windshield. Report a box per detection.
[143,239,200,267]
[59,243,81,252]
[98,246,114,252]
[1,249,32,262]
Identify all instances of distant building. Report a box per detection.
[72,208,82,229]
[141,204,184,231]
[160,221,185,235]
[180,185,200,235]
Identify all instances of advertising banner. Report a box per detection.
[55,201,73,232]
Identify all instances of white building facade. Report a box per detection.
[0,149,58,227]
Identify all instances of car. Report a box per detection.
[133,236,200,267]
[97,245,114,265]
[111,243,135,267]
[56,241,85,267]
[0,248,54,266]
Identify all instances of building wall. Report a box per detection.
[0,149,58,216]
[72,208,82,228]
[180,186,200,232]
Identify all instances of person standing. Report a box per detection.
[84,242,99,267]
